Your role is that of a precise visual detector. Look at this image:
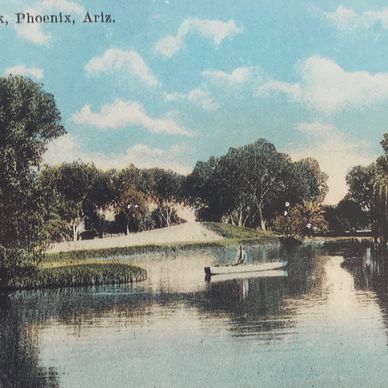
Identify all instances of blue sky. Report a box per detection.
[2,0,388,202]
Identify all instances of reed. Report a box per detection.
[2,263,146,291]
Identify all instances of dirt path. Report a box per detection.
[47,221,223,253]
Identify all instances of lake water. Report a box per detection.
[2,240,388,387]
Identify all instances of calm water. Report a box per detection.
[2,241,388,387]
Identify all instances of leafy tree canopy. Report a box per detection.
[0,76,65,281]
[185,139,328,229]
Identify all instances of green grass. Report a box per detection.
[3,261,146,291]
[203,222,278,240]
[2,223,279,290]
[46,241,226,262]
[44,223,279,263]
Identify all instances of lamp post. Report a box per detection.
[284,201,290,216]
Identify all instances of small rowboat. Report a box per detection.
[205,269,287,283]
[204,261,287,276]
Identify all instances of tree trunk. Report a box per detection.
[166,207,171,227]
[238,210,243,227]
[160,208,169,227]
[258,206,266,231]
[72,223,77,242]
[243,214,249,227]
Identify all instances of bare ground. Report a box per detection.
[47,221,223,253]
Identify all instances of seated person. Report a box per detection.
[235,245,247,265]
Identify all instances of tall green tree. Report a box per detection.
[0,75,65,281]
[289,158,328,204]
[185,139,328,229]
[346,165,375,212]
[114,186,148,234]
[39,162,114,241]
[144,168,184,227]
[221,140,293,230]
[184,157,234,222]
[373,151,388,243]
[336,198,368,233]
[345,132,388,244]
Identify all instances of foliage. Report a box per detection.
[0,75,65,283]
[2,262,146,290]
[346,165,375,212]
[114,186,148,234]
[345,133,388,244]
[272,201,327,238]
[0,246,40,286]
[338,199,367,233]
[184,156,229,222]
[143,168,184,227]
[222,140,293,229]
[381,133,388,153]
[323,199,368,234]
[185,139,328,230]
[289,158,328,204]
[372,153,388,242]
[39,162,116,241]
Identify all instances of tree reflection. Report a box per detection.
[0,242,344,376]
[6,244,331,344]
[340,245,388,292]
[0,294,59,388]
[339,244,388,345]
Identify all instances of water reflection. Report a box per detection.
[340,245,388,294]
[3,241,388,387]
[0,295,59,387]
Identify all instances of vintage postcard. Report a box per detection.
[1,1,388,387]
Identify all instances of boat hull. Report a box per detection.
[204,261,287,276]
[205,269,288,283]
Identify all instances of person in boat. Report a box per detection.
[236,245,247,265]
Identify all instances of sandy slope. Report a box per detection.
[48,205,223,254]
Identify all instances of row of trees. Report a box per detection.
[0,75,330,282]
[39,163,184,241]
[185,139,328,232]
[38,138,330,242]
[345,134,388,244]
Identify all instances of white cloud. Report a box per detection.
[14,0,84,45]
[85,48,159,87]
[164,88,218,111]
[43,133,191,174]
[153,18,242,58]
[326,6,388,31]
[15,7,51,45]
[286,122,376,204]
[40,0,84,14]
[257,56,388,114]
[72,99,192,136]
[5,64,44,79]
[201,67,253,84]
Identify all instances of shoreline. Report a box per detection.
[45,237,281,262]
[46,222,280,261]
[3,219,373,292]
[1,262,147,292]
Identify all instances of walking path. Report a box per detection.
[48,207,223,253]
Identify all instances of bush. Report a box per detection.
[271,201,327,239]
[0,245,41,286]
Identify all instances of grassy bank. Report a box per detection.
[203,222,277,240]
[45,223,279,262]
[2,260,146,291]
